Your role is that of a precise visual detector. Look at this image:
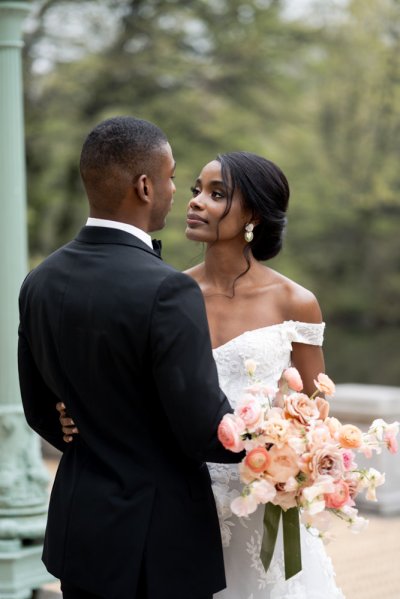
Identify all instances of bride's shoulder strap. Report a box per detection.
[284,320,325,347]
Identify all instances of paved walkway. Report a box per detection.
[38,459,400,599]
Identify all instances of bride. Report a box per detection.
[59,150,344,598]
[184,151,345,598]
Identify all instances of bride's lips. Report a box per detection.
[186,213,208,227]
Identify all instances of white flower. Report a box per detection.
[302,476,335,503]
[251,479,276,504]
[307,499,326,515]
[365,468,385,502]
[284,476,300,492]
[231,492,258,517]
[340,504,358,519]
[349,515,369,533]
[244,359,258,376]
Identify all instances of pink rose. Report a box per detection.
[309,445,345,481]
[284,393,320,425]
[283,367,303,392]
[245,447,271,474]
[314,373,335,396]
[324,480,350,509]
[218,414,245,453]
[266,444,300,483]
[236,395,263,432]
[342,449,356,471]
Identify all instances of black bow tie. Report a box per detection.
[152,239,162,257]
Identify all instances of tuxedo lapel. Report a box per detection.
[75,226,162,259]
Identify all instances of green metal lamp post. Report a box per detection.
[0,1,55,597]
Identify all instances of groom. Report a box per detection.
[18,117,241,599]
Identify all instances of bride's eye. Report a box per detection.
[211,190,225,200]
[190,186,201,197]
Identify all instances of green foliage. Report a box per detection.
[23,0,400,384]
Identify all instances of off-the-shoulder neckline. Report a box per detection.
[212,320,325,352]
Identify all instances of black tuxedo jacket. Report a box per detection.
[18,226,241,599]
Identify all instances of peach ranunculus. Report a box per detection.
[284,393,320,425]
[235,394,264,432]
[313,373,335,396]
[266,444,300,483]
[261,416,290,447]
[218,414,245,453]
[309,445,345,481]
[324,480,351,509]
[282,367,304,392]
[338,424,363,449]
[245,447,271,474]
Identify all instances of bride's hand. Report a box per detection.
[56,402,79,443]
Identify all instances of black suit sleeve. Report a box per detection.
[150,271,242,463]
[18,321,65,453]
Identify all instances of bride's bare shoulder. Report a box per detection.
[268,268,323,324]
[183,263,205,285]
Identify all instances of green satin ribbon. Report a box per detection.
[260,504,302,580]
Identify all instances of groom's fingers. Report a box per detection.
[55,402,78,442]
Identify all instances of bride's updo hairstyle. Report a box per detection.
[217,151,290,261]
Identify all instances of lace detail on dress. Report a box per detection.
[285,320,325,347]
[210,321,344,599]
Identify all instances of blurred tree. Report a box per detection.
[276,0,400,382]
[22,0,400,383]
[23,0,310,263]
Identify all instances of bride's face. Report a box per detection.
[185,160,250,244]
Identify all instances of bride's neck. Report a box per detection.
[203,242,258,293]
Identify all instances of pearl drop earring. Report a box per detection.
[244,223,254,242]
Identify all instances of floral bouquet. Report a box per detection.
[217,360,399,580]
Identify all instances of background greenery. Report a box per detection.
[23,0,400,384]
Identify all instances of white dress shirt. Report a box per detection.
[86,217,153,249]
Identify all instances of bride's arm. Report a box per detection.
[292,343,325,396]
[288,286,326,396]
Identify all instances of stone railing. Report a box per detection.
[331,384,400,515]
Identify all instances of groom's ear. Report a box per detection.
[135,174,153,204]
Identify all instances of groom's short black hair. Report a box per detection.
[80,116,169,213]
[80,116,168,176]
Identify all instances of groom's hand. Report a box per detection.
[56,402,79,443]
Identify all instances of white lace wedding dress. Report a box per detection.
[209,321,345,599]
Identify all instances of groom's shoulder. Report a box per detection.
[153,263,202,297]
